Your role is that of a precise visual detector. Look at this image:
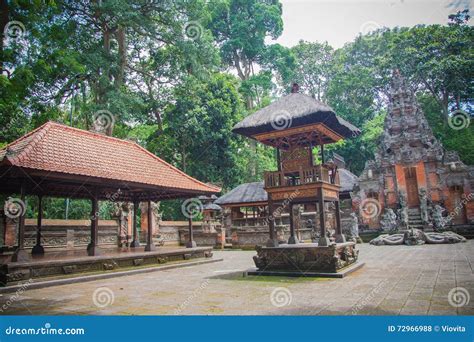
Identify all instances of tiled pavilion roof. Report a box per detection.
[0,122,220,201]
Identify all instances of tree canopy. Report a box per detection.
[1,1,472,219]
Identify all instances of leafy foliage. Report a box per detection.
[1,2,472,219]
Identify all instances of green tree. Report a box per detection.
[291,40,333,101]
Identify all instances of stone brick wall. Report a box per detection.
[0,218,119,249]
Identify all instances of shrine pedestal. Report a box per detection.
[247,242,363,278]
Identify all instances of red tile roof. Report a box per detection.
[0,122,220,194]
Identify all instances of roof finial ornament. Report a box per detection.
[291,83,300,93]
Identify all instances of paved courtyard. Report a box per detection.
[1,241,473,315]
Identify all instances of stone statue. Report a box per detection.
[419,188,429,226]
[151,201,162,226]
[432,204,446,232]
[398,191,409,230]
[114,202,131,247]
[370,228,466,246]
[348,212,360,243]
[380,208,398,233]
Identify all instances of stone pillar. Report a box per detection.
[288,203,299,244]
[130,200,140,248]
[31,195,45,256]
[318,188,329,246]
[186,216,197,248]
[266,197,279,247]
[11,185,28,262]
[87,196,101,256]
[145,200,156,251]
[334,200,346,243]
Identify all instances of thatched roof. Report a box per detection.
[232,93,360,139]
[202,203,222,211]
[339,168,358,193]
[215,182,267,206]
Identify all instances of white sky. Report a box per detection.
[275,0,473,48]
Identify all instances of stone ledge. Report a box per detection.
[0,257,223,293]
[244,262,365,279]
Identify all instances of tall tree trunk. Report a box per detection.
[115,26,126,88]
[442,91,449,124]
[0,0,9,72]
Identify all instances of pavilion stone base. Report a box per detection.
[0,247,213,286]
[249,242,361,277]
[231,227,314,249]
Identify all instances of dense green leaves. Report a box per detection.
[1,2,472,219]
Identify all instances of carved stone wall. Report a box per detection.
[0,219,120,249]
[356,71,474,229]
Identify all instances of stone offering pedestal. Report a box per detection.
[247,242,363,278]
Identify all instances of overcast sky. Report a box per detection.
[275,0,472,48]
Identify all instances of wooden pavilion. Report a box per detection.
[233,85,363,276]
[0,122,219,284]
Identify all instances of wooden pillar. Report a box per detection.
[11,184,28,262]
[87,195,101,256]
[320,144,325,164]
[266,196,279,247]
[145,200,156,251]
[318,188,329,246]
[130,200,140,248]
[31,194,45,256]
[186,216,197,248]
[276,148,281,171]
[334,200,346,243]
[288,202,298,244]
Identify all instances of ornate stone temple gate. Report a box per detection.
[356,70,474,236]
[232,85,363,277]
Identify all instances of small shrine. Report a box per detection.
[199,195,222,233]
[232,85,363,276]
[356,71,473,245]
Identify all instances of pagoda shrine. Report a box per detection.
[356,70,474,232]
[232,85,363,276]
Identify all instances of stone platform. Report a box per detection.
[251,242,360,276]
[0,246,214,286]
